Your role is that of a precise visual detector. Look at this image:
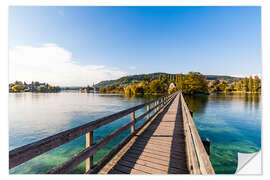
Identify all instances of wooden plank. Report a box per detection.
[116,159,166,174]
[105,168,126,174]
[123,157,187,174]
[135,136,185,146]
[126,148,186,163]
[130,146,185,161]
[121,156,182,174]
[130,141,186,154]
[127,147,187,164]
[134,138,184,150]
[112,164,149,174]
[130,144,185,158]
[123,147,188,170]
[139,133,185,138]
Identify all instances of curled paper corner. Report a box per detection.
[236,150,262,175]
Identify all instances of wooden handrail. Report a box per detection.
[180,92,215,174]
[9,92,177,172]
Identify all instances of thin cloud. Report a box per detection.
[9,44,128,86]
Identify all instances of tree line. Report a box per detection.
[9,81,61,93]
[98,72,261,96]
[209,76,261,93]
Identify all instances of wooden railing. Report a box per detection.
[9,92,178,174]
[180,92,215,174]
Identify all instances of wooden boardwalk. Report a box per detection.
[99,93,189,174]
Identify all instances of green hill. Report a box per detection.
[95,72,242,87]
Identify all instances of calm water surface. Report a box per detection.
[185,93,261,174]
[9,92,261,174]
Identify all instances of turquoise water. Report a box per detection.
[9,92,156,174]
[185,93,261,174]
[9,92,261,174]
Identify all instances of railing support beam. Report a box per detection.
[131,112,135,133]
[147,104,150,120]
[85,131,94,172]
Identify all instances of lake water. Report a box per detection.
[9,92,261,174]
[185,93,261,174]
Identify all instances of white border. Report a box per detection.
[1,1,269,180]
[4,0,267,6]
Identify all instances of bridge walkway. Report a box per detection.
[99,93,188,174]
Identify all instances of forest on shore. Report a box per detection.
[98,72,261,96]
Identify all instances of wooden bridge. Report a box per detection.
[9,91,214,174]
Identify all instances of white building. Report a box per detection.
[169,83,175,89]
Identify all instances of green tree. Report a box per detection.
[248,76,253,92]
[181,72,208,95]
[253,76,261,92]
[235,80,243,91]
[176,74,185,91]
[168,87,177,94]
[243,77,249,92]
[124,85,136,96]
[225,84,235,92]
[11,85,25,92]
[149,80,166,94]
[142,75,151,85]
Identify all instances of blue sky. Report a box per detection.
[9,6,261,86]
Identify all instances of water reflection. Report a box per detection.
[184,94,209,113]
[186,93,261,174]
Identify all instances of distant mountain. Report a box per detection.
[205,75,243,81]
[95,73,243,87]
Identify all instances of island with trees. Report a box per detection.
[9,81,61,93]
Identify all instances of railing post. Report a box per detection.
[202,138,211,156]
[147,104,150,120]
[190,111,193,117]
[131,111,135,133]
[85,131,94,172]
[163,97,165,106]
